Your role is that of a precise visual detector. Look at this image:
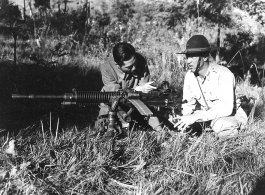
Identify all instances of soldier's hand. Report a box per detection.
[134,81,157,93]
[236,98,241,109]
[173,114,198,132]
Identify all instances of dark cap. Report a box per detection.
[177,35,217,55]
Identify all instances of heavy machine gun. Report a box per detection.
[12,81,181,134]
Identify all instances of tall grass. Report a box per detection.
[1,116,265,194]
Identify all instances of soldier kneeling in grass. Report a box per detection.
[171,35,248,138]
[95,42,163,137]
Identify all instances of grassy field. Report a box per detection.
[1,109,265,194]
[1,30,265,195]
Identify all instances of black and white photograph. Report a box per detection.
[0,0,265,194]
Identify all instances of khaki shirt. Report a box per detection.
[100,53,150,92]
[182,62,247,123]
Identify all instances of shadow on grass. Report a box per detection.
[249,171,265,195]
[0,60,103,135]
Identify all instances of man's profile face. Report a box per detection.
[186,55,201,73]
[119,55,137,74]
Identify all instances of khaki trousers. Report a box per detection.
[210,107,248,138]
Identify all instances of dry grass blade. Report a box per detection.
[109,178,138,190]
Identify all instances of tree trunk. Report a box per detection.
[29,0,36,38]
[64,0,67,14]
[13,30,17,65]
[23,0,26,20]
[83,0,89,46]
[216,24,220,63]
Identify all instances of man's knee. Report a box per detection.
[148,116,163,131]
[211,117,239,138]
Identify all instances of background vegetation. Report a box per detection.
[1,0,265,194]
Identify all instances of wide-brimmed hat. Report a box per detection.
[177,35,218,54]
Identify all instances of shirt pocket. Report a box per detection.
[207,91,219,101]
[191,86,201,100]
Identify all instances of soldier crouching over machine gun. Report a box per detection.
[12,81,181,138]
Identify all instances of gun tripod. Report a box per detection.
[97,95,152,137]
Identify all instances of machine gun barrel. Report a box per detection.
[12,90,140,106]
[12,94,65,99]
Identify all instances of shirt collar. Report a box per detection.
[197,62,218,83]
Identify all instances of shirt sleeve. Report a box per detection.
[100,62,120,91]
[182,72,197,115]
[194,70,235,122]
